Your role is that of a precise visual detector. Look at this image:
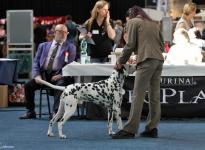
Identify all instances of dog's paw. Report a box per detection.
[47,132,54,137]
[109,131,116,135]
[60,134,67,139]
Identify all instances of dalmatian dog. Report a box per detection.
[36,67,127,139]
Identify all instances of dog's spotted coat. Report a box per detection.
[46,69,127,139]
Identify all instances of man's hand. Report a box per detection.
[34,75,42,85]
[51,74,62,82]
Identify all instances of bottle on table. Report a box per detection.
[80,38,87,64]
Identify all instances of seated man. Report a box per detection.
[19,24,76,119]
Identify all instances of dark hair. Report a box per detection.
[125,9,130,18]
[66,14,72,20]
[194,30,202,39]
[202,28,205,40]
[127,5,152,21]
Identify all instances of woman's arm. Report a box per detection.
[106,11,116,40]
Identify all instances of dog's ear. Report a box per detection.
[116,65,125,74]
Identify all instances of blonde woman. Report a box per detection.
[175,2,196,31]
[79,0,116,120]
[79,0,116,63]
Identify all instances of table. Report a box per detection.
[63,63,115,76]
[62,63,205,77]
[0,58,18,85]
[62,63,205,118]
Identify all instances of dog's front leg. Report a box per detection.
[108,109,115,135]
[47,118,55,137]
[115,109,123,130]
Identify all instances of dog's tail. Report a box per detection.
[36,78,65,91]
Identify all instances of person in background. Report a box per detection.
[202,28,205,40]
[123,8,132,44]
[65,14,78,45]
[46,30,55,42]
[0,24,5,38]
[166,28,202,65]
[79,0,116,120]
[175,2,196,31]
[113,19,124,50]
[34,20,47,54]
[19,24,76,119]
[79,0,116,63]
[187,26,205,48]
[112,5,164,139]
[0,25,6,58]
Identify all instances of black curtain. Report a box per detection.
[193,0,205,4]
[0,0,144,23]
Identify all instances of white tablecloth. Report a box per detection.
[62,63,205,77]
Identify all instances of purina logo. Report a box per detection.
[160,77,196,86]
[128,76,205,104]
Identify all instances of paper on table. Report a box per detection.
[77,25,87,34]
[77,25,95,45]
[86,37,95,45]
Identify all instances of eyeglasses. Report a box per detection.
[55,30,68,34]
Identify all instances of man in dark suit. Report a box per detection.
[20,24,76,119]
